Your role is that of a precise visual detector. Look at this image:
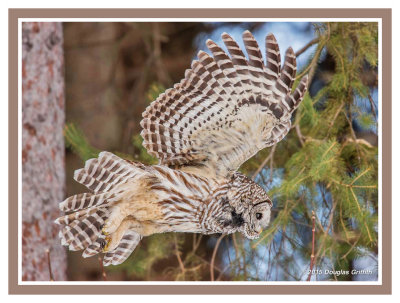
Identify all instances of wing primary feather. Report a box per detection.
[285,75,309,113]
[139,31,309,178]
[278,47,297,96]
[197,50,236,96]
[242,30,264,69]
[265,33,281,81]
[206,39,243,96]
[221,32,254,93]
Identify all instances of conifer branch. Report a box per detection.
[341,234,361,260]
[339,203,351,242]
[314,198,336,262]
[326,102,345,138]
[350,167,372,185]
[64,123,100,161]
[343,110,362,163]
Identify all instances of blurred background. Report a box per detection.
[22,21,379,282]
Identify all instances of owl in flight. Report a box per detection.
[56,31,308,266]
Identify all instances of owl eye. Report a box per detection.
[256,213,263,220]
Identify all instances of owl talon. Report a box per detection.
[102,235,111,252]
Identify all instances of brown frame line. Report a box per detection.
[9,8,391,295]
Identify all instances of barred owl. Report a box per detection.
[56,31,308,266]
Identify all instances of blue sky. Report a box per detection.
[194,22,317,70]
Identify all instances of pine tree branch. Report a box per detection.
[340,234,361,260]
[350,167,372,185]
[64,123,100,161]
[314,198,337,261]
[343,110,362,164]
[325,102,345,138]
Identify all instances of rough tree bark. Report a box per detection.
[22,22,67,281]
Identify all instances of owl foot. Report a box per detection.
[102,235,112,252]
[102,206,123,235]
[101,218,137,253]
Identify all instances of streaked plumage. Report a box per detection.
[56,31,308,266]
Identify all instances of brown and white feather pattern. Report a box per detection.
[56,152,148,263]
[103,230,142,266]
[56,152,240,265]
[140,30,308,179]
[56,31,307,267]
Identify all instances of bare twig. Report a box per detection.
[210,234,225,281]
[295,37,319,57]
[64,25,128,50]
[345,138,373,148]
[295,124,305,146]
[152,23,171,85]
[174,234,186,278]
[216,263,234,281]
[367,93,377,119]
[98,256,107,281]
[232,233,239,260]
[306,211,316,281]
[314,197,337,262]
[295,41,323,83]
[45,248,54,281]
[193,234,203,253]
[296,23,330,85]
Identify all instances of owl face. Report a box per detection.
[227,172,273,239]
[243,201,272,239]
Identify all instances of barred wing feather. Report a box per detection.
[140,31,308,179]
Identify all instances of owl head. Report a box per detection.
[227,172,273,239]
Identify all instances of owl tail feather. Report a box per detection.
[55,151,144,266]
[56,206,109,252]
[56,206,142,266]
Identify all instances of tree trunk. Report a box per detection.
[22,22,67,281]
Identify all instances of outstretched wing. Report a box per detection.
[140,31,308,179]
